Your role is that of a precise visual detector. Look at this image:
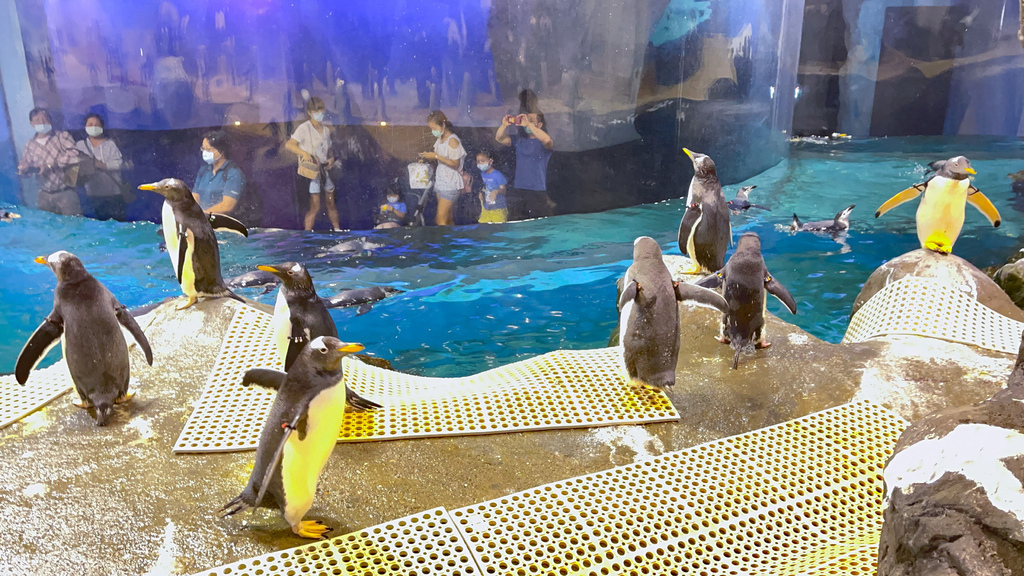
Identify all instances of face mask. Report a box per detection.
[202,150,216,164]
[34,124,52,135]
[85,126,103,137]
[524,126,533,135]
[311,112,325,122]
[477,163,490,171]
[431,129,443,138]
[387,196,399,204]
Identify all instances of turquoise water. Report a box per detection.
[3,137,1023,377]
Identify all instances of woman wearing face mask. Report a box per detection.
[75,113,127,221]
[286,97,341,231]
[192,130,245,214]
[16,108,83,216]
[418,110,466,226]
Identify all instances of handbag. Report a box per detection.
[63,148,95,188]
[297,158,319,180]
[80,141,134,202]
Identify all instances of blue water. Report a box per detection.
[3,137,1023,377]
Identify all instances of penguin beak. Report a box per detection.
[34,256,47,265]
[138,182,164,195]
[683,148,694,159]
[256,264,285,278]
[965,167,977,175]
[338,343,365,353]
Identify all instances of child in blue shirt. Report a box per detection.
[375,187,407,229]
[476,149,508,223]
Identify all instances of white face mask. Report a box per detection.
[311,112,325,122]
[34,124,52,135]
[85,126,103,137]
[477,163,490,171]
[387,196,399,204]
[202,150,216,164]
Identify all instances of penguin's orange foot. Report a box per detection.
[72,397,93,409]
[923,233,953,254]
[755,341,772,350]
[681,262,702,275]
[716,336,730,344]
[115,390,135,404]
[293,520,332,539]
[176,295,199,310]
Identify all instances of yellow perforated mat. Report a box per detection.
[0,360,73,429]
[173,306,679,453]
[195,508,478,576]
[843,275,1024,354]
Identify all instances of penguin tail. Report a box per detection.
[225,289,245,303]
[219,494,253,518]
[346,387,383,411]
[790,214,802,231]
[94,402,114,426]
[731,348,741,370]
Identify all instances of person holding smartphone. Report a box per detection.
[494,110,554,220]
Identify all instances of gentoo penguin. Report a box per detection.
[138,178,248,309]
[678,148,731,274]
[259,262,337,370]
[618,237,728,388]
[696,233,797,369]
[875,156,1000,254]
[726,186,769,214]
[227,269,282,294]
[321,286,402,315]
[221,336,381,538]
[791,204,855,235]
[16,251,153,425]
[1,210,21,222]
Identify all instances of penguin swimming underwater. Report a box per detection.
[259,262,338,371]
[618,237,728,388]
[138,178,248,309]
[875,156,1000,254]
[16,251,154,425]
[696,233,797,369]
[221,336,381,538]
[791,204,855,235]
[678,148,731,274]
[727,186,769,214]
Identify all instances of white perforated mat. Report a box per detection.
[174,306,679,453]
[843,275,1024,354]
[0,360,73,429]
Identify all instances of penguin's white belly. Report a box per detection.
[162,202,197,296]
[272,290,291,366]
[280,383,347,525]
[916,177,969,245]
[619,299,634,376]
[687,211,704,267]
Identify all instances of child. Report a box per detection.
[286,97,341,231]
[476,149,508,223]
[375,188,407,229]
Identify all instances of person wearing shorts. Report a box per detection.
[286,97,341,231]
[418,110,466,226]
[476,149,508,223]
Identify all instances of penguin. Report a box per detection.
[15,251,154,425]
[875,156,1000,254]
[791,204,855,235]
[227,269,282,294]
[678,148,731,274]
[726,186,769,214]
[321,286,402,315]
[695,233,798,369]
[259,262,338,371]
[138,178,248,309]
[1,210,21,222]
[618,237,729,388]
[220,336,381,538]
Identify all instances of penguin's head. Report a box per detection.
[138,178,194,202]
[256,262,314,293]
[632,236,664,261]
[940,156,976,180]
[736,185,756,200]
[35,251,90,283]
[737,232,761,252]
[683,148,717,179]
[306,336,365,371]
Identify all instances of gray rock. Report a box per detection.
[993,258,1024,309]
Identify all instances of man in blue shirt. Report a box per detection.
[193,131,245,214]
[495,111,554,220]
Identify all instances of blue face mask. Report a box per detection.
[431,129,443,138]
[202,150,216,164]
[477,163,490,172]
[524,126,533,135]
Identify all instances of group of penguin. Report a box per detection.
[618,149,1002,386]
[11,148,1003,540]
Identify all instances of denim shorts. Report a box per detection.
[435,187,461,202]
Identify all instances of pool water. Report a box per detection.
[3,137,1023,377]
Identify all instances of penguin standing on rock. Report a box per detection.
[678,148,731,274]
[138,178,248,309]
[875,156,1000,254]
[696,233,797,369]
[16,251,153,425]
[221,336,381,539]
[618,237,728,388]
[258,262,338,370]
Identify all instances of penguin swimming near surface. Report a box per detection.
[791,204,855,235]
[221,336,381,538]
[1,210,21,222]
[678,148,731,274]
[618,237,729,388]
[259,262,338,371]
[227,269,282,294]
[875,156,1000,254]
[16,251,154,425]
[138,178,248,309]
[727,186,769,214]
[695,233,797,369]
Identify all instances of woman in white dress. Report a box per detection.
[418,110,465,226]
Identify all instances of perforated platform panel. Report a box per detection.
[450,401,906,576]
[0,360,73,429]
[843,275,1024,354]
[194,508,478,576]
[174,306,679,453]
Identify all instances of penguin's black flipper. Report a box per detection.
[765,274,798,314]
[748,204,771,211]
[175,223,188,285]
[674,281,729,313]
[356,302,373,316]
[695,271,724,290]
[346,387,382,411]
[251,418,298,515]
[677,203,701,255]
[617,279,638,312]
[114,303,154,365]
[242,368,288,390]
[207,213,249,237]
[15,314,64,385]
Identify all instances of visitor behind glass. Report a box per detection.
[75,113,126,221]
[193,130,245,214]
[476,149,508,224]
[286,97,341,232]
[418,110,466,226]
[495,111,555,219]
[16,108,83,216]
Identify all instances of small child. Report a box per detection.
[476,149,508,223]
[374,188,407,229]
